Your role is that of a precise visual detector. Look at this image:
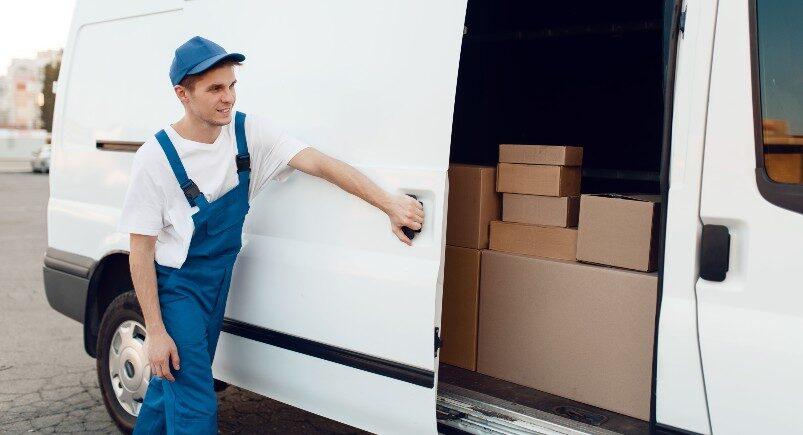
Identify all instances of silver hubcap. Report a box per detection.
[109,320,149,417]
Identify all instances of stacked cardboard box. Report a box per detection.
[576,194,661,272]
[490,144,583,261]
[440,164,500,370]
[473,145,662,420]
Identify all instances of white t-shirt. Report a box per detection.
[117,113,309,268]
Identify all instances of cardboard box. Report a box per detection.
[477,250,657,420]
[496,163,581,196]
[489,221,577,261]
[447,164,501,249]
[765,152,803,184]
[576,194,660,272]
[499,144,583,166]
[440,245,481,371]
[503,194,580,228]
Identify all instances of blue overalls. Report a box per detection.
[133,111,251,435]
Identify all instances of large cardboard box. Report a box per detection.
[447,164,501,249]
[499,144,583,166]
[576,194,660,272]
[478,250,657,420]
[489,221,577,261]
[503,193,580,228]
[440,245,481,370]
[496,163,581,196]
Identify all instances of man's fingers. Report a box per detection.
[170,348,181,371]
[151,360,162,379]
[407,220,422,231]
[393,227,412,246]
[161,360,175,382]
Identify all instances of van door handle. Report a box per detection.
[402,194,423,241]
[699,224,730,282]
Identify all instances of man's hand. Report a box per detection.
[145,327,180,382]
[384,194,424,246]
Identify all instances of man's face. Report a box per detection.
[178,64,237,126]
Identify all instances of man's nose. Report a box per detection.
[221,88,234,104]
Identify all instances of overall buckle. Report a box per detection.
[181,180,202,205]
[236,153,251,172]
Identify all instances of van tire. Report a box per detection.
[96,291,144,434]
[214,379,229,392]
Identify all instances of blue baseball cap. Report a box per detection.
[169,36,245,86]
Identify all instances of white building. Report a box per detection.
[0,49,62,129]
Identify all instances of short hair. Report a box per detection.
[178,60,242,92]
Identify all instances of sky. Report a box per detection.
[0,0,77,73]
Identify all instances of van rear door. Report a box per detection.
[182,1,467,433]
[697,0,803,433]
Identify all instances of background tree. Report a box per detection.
[40,59,60,133]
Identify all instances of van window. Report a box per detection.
[755,0,803,185]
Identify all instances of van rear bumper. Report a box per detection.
[43,248,95,324]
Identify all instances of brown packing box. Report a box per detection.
[496,163,581,196]
[499,144,583,166]
[576,194,661,272]
[440,246,481,371]
[446,164,501,249]
[478,250,657,420]
[489,221,577,261]
[503,193,580,228]
[764,152,803,184]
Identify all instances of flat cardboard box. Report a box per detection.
[496,163,581,196]
[440,245,481,371]
[489,221,577,261]
[499,144,583,166]
[503,194,580,227]
[576,194,660,272]
[447,164,501,249]
[478,250,657,420]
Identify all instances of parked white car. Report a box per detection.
[43,1,803,434]
[31,143,51,173]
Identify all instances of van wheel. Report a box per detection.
[214,379,229,392]
[97,291,148,434]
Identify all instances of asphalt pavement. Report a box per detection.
[0,167,366,434]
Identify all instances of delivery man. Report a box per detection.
[117,36,424,434]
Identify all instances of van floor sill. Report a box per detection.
[437,364,649,435]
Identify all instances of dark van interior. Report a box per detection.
[441,1,669,433]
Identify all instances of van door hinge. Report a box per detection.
[678,8,687,34]
[434,327,442,357]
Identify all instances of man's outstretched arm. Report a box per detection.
[288,147,424,245]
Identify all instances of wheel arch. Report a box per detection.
[84,250,133,357]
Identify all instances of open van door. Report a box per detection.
[181,1,467,433]
[697,1,803,433]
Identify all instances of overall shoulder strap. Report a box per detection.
[234,111,251,173]
[155,129,207,208]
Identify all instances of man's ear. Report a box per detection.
[174,85,189,103]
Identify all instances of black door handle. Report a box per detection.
[700,224,730,282]
[402,194,423,241]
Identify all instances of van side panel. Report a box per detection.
[49,7,186,261]
[181,1,466,433]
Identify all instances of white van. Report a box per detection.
[43,0,803,434]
